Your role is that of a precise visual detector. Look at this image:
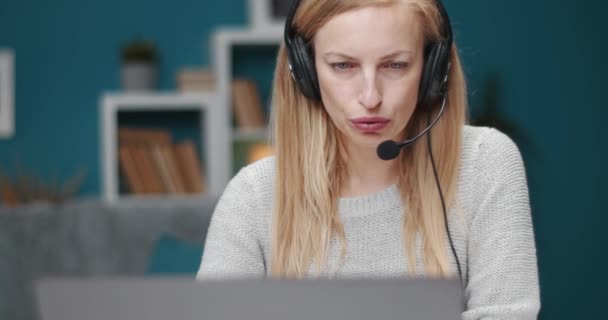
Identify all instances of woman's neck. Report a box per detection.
[342,144,400,198]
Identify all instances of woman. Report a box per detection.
[197,0,540,318]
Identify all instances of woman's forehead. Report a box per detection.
[313,4,423,58]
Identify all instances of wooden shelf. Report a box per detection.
[99,91,230,204]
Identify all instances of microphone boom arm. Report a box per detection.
[398,96,447,148]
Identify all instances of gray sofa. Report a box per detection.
[0,196,219,320]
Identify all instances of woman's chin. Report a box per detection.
[350,135,393,150]
[340,128,400,151]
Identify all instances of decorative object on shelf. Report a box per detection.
[0,166,87,207]
[120,36,159,91]
[248,0,290,30]
[0,49,14,139]
[232,78,266,129]
[118,127,206,196]
[176,67,215,92]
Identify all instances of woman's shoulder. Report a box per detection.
[458,125,528,217]
[221,155,276,204]
[463,124,517,151]
[461,125,524,170]
[459,124,527,199]
[235,155,276,186]
[212,155,276,228]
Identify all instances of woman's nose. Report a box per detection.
[357,72,382,109]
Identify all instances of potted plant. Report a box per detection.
[120,36,159,91]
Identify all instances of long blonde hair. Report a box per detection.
[269,0,468,278]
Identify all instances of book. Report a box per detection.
[150,144,177,194]
[118,145,146,194]
[232,79,266,129]
[159,144,188,194]
[173,140,206,194]
[118,127,171,194]
[130,144,166,194]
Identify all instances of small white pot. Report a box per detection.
[121,62,157,91]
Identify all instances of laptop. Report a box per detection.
[35,277,463,320]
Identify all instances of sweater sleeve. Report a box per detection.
[196,167,266,279]
[462,129,541,320]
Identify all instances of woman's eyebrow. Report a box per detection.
[323,52,356,59]
[322,50,413,60]
[379,50,413,59]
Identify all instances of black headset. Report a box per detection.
[284,0,453,111]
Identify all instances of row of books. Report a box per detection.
[176,68,266,129]
[118,127,206,195]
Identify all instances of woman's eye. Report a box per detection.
[331,62,353,71]
[386,62,408,70]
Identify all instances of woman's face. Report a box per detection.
[313,3,425,151]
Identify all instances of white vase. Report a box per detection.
[121,62,157,91]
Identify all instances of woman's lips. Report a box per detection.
[350,117,391,132]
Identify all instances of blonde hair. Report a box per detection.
[269,0,468,278]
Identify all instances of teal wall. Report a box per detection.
[0,0,248,194]
[449,2,607,318]
[0,0,606,318]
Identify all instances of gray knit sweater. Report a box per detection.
[197,125,540,319]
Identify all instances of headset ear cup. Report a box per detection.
[292,36,321,101]
[430,42,450,98]
[418,43,440,109]
[418,41,450,109]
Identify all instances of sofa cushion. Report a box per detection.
[146,233,203,275]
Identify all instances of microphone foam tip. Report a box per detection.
[377,140,400,160]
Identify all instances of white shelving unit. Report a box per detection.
[99,22,284,204]
[247,0,286,31]
[100,92,230,203]
[211,25,282,151]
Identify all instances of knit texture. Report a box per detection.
[197,125,540,319]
